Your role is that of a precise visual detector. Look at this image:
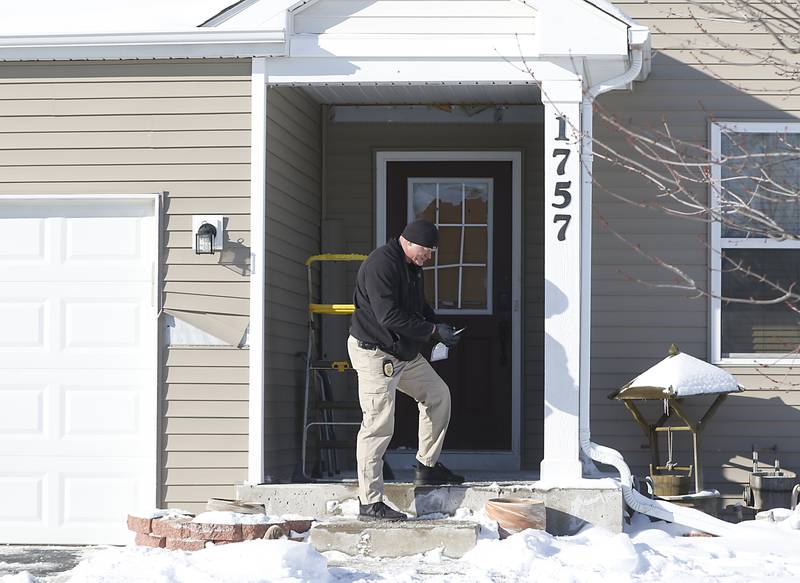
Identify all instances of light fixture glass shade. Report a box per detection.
[195,223,217,255]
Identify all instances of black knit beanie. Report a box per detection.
[402,219,438,248]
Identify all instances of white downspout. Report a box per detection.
[579,42,733,536]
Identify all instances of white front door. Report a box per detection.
[0,197,157,544]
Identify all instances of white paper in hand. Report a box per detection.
[430,342,449,362]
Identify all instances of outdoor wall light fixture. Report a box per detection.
[192,215,224,255]
[195,223,216,254]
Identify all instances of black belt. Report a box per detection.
[357,339,380,351]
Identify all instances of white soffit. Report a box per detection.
[296,83,542,106]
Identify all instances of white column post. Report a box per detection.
[540,78,584,483]
[248,58,268,484]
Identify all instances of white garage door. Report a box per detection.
[0,197,157,544]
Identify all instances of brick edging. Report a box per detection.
[127,514,312,551]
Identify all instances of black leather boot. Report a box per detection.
[414,462,465,486]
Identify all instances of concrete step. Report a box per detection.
[309,519,480,558]
[236,479,623,535]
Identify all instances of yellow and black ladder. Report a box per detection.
[301,253,367,480]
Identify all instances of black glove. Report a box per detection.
[432,323,461,348]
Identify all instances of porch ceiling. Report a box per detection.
[290,82,541,105]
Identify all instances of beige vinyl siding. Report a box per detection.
[323,122,545,468]
[264,87,323,480]
[0,59,251,513]
[588,1,800,501]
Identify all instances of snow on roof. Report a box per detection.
[614,345,744,399]
[0,0,239,35]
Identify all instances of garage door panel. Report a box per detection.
[0,373,152,456]
[62,472,138,525]
[64,299,142,349]
[2,205,154,282]
[1,217,45,261]
[0,385,46,436]
[63,385,141,437]
[65,215,147,262]
[0,198,156,545]
[0,285,153,369]
[0,300,47,348]
[0,473,45,524]
[0,457,152,544]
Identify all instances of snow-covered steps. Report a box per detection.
[235,480,623,535]
[309,518,480,558]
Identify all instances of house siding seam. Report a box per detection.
[589,1,800,503]
[264,87,323,481]
[0,59,252,515]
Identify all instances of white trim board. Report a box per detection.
[377,151,523,471]
[248,58,268,484]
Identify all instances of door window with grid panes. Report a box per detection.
[408,178,493,315]
[711,122,800,361]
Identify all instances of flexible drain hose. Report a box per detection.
[581,439,734,536]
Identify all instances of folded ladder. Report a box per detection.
[301,253,367,481]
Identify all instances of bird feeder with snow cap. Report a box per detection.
[608,344,743,504]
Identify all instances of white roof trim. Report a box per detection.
[0,29,285,61]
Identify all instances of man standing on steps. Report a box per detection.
[348,219,464,521]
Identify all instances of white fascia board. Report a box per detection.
[0,29,285,61]
[266,58,578,85]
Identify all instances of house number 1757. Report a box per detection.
[552,115,573,242]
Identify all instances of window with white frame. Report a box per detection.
[710,122,800,362]
[408,178,493,315]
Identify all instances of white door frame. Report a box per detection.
[376,150,522,471]
[0,192,161,536]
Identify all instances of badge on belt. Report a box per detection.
[382,358,394,377]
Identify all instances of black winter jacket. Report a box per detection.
[350,238,436,361]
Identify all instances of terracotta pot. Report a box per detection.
[485,498,545,539]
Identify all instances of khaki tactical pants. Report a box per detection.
[347,335,451,504]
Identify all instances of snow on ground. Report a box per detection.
[3,509,800,583]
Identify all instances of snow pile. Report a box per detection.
[756,507,800,530]
[52,540,328,583]
[463,525,643,581]
[5,507,800,582]
[192,512,279,525]
[457,513,800,582]
[133,509,193,520]
[325,498,360,517]
[621,350,741,397]
[0,574,37,583]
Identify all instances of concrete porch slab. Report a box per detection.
[309,519,479,558]
[236,480,623,535]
